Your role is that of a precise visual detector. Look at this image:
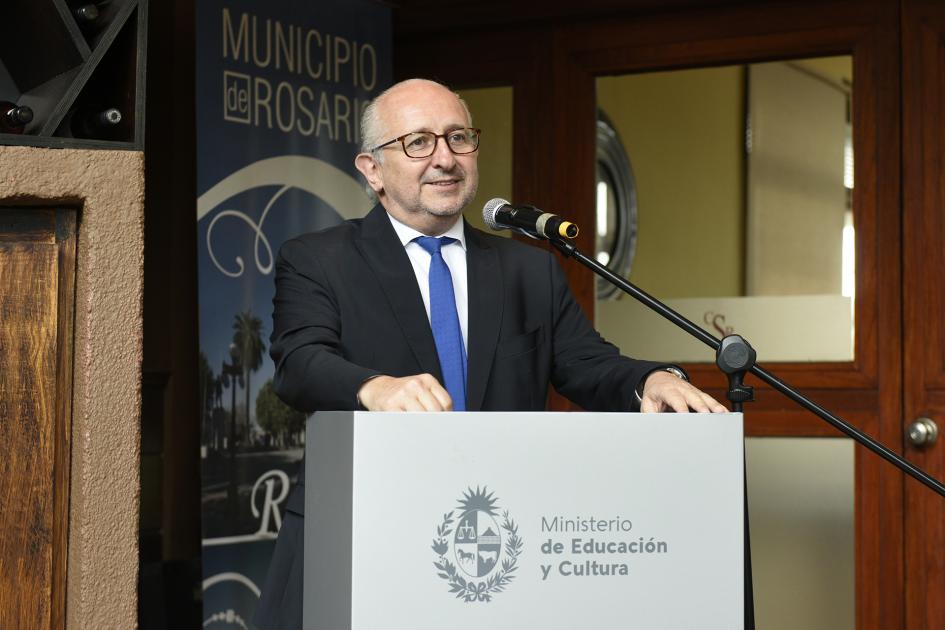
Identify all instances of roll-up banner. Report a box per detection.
[195,0,391,623]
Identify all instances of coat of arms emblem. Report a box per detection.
[431,486,523,602]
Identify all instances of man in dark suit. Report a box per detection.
[254,78,725,629]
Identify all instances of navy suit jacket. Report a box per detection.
[270,203,663,417]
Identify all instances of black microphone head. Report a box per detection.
[482,197,510,231]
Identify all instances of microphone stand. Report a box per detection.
[548,234,945,629]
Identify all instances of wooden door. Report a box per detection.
[0,208,76,629]
[902,1,945,628]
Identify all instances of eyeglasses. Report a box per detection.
[371,127,481,158]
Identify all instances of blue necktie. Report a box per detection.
[415,236,467,411]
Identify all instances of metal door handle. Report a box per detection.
[908,417,939,447]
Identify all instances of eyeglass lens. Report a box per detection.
[402,129,479,157]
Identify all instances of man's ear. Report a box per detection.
[354,153,383,193]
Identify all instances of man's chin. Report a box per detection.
[422,197,469,218]
[424,205,465,218]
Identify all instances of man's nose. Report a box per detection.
[430,137,457,169]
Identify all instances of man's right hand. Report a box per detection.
[357,374,453,411]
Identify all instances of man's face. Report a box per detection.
[358,82,479,233]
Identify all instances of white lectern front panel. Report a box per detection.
[306,411,743,630]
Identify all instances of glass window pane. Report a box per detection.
[594,57,854,363]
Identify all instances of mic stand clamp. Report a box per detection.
[716,334,756,412]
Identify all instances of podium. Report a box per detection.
[305,411,744,629]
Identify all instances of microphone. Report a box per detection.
[482,198,579,240]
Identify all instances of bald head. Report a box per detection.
[353,78,480,235]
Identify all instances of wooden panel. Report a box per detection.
[0,208,76,629]
[394,0,748,34]
[0,210,56,241]
[902,1,945,628]
[52,210,76,629]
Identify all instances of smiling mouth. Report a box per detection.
[426,180,460,186]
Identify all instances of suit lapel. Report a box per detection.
[464,224,502,411]
[355,205,442,380]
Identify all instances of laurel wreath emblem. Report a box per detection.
[431,488,524,603]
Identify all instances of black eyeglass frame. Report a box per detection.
[370,127,482,158]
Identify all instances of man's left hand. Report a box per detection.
[640,370,728,413]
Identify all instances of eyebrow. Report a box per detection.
[409,124,467,134]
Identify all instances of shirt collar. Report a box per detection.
[386,212,467,250]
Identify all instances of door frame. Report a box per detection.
[902,1,945,628]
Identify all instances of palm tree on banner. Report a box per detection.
[197,352,214,446]
[213,374,224,450]
[233,310,265,444]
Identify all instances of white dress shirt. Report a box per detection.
[386,213,469,350]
